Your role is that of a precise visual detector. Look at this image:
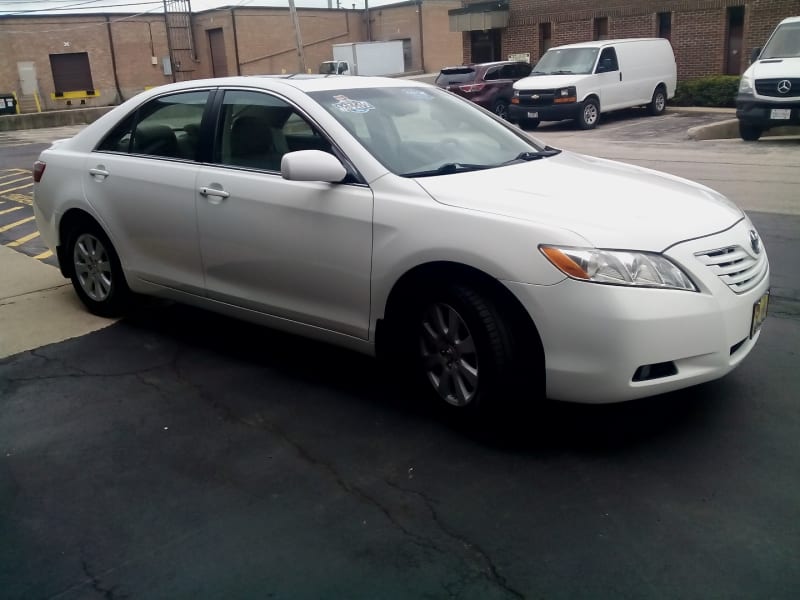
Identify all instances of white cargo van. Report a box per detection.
[736,16,800,141]
[508,38,677,130]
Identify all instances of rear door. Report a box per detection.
[85,89,211,293]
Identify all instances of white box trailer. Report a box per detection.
[320,40,405,76]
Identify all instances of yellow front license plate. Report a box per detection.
[750,292,769,338]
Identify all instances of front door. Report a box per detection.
[17,62,38,95]
[196,89,373,339]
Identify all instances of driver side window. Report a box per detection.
[596,47,619,73]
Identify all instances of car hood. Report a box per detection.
[413,151,743,251]
[515,74,592,89]
[749,56,800,79]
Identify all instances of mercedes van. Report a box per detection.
[508,38,677,130]
[736,16,800,141]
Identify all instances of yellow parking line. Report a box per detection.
[0,182,34,195]
[0,169,29,179]
[33,249,53,260]
[6,230,40,247]
[0,205,24,216]
[0,216,35,232]
[0,176,31,187]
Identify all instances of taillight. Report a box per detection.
[33,160,46,182]
[459,83,485,93]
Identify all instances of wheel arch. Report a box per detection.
[376,260,545,374]
[57,208,103,278]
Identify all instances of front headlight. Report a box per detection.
[554,86,577,104]
[738,74,754,94]
[540,246,698,291]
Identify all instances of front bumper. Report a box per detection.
[736,94,800,128]
[508,101,582,123]
[505,219,770,403]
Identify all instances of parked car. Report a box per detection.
[33,76,769,416]
[736,15,800,141]
[435,61,533,119]
[509,38,677,130]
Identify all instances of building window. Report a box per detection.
[539,22,552,56]
[657,12,672,41]
[593,17,608,41]
[50,52,94,95]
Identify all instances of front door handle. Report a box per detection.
[199,186,230,204]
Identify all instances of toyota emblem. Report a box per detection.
[777,79,792,94]
[750,230,761,254]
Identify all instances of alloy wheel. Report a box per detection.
[73,233,113,302]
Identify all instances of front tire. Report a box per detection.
[406,284,520,415]
[739,122,762,141]
[577,98,600,129]
[66,220,131,317]
[519,118,540,130]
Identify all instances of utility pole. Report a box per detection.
[288,0,307,73]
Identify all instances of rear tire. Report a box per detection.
[577,98,600,129]
[66,219,132,317]
[739,122,762,141]
[647,86,667,116]
[519,118,540,130]
[492,100,509,120]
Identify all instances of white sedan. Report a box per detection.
[32,75,769,411]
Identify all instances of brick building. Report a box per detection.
[0,1,462,113]
[455,0,800,80]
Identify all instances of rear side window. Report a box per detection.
[97,91,210,160]
[436,68,476,86]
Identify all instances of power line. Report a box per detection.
[0,5,164,33]
[0,0,162,15]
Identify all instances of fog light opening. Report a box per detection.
[633,361,678,382]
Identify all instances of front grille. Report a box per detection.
[516,89,555,107]
[694,245,768,294]
[755,78,800,98]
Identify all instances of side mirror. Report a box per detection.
[281,150,347,183]
[750,47,761,64]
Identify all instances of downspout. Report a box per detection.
[106,15,124,103]
[231,7,242,75]
[417,0,425,72]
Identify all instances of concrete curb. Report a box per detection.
[0,106,115,132]
[688,117,800,141]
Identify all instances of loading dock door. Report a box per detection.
[49,52,94,94]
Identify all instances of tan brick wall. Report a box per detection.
[0,14,175,111]
[193,8,365,77]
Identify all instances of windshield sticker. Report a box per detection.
[402,88,434,100]
[332,95,375,113]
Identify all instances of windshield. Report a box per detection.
[533,47,599,75]
[761,22,800,59]
[308,86,549,177]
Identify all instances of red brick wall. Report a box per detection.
[499,0,800,78]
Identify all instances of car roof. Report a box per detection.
[548,37,666,50]
[439,60,526,72]
[142,75,430,96]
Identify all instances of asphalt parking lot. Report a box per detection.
[1,111,799,599]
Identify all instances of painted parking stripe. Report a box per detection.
[33,249,53,260]
[0,182,34,195]
[0,216,35,233]
[6,230,40,247]
[0,205,25,216]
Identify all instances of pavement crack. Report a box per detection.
[79,560,126,600]
[386,479,526,599]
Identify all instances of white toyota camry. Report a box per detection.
[33,75,769,411]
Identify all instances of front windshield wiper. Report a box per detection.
[402,162,491,178]
[498,147,562,166]
[549,70,574,74]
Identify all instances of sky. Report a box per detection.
[0,0,406,16]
